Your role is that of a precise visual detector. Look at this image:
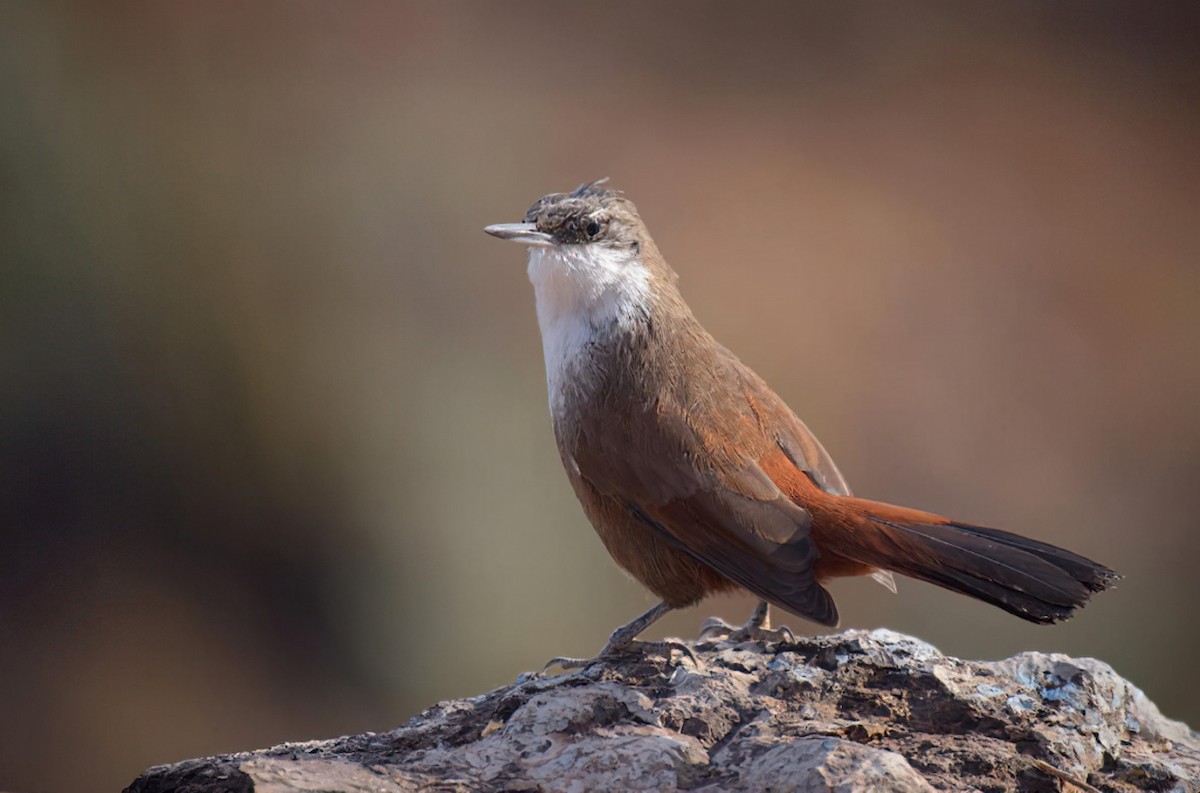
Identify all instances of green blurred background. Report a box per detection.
[2,3,1198,791]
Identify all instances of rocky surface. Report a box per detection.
[125,628,1198,792]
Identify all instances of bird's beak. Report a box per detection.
[483,222,554,247]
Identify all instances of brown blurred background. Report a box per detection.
[2,3,1198,790]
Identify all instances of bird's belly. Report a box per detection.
[568,473,737,608]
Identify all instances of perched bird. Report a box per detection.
[484,179,1118,667]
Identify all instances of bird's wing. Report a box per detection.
[738,364,853,497]
[571,352,841,625]
[744,362,898,593]
[628,457,840,626]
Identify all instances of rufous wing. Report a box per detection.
[628,459,839,626]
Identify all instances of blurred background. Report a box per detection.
[2,3,1198,790]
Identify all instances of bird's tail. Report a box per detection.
[815,498,1120,624]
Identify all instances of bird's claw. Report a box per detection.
[541,655,593,674]
[659,639,703,668]
[540,639,702,677]
[699,616,796,645]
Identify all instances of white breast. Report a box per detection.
[526,244,652,416]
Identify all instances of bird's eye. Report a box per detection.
[585,220,601,238]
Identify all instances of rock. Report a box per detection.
[125,628,1198,792]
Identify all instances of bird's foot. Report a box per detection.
[541,655,593,673]
[542,639,700,675]
[698,616,796,645]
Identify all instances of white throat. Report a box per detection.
[526,243,652,416]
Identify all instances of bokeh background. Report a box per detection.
[2,3,1198,790]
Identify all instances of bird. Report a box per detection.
[484,178,1119,668]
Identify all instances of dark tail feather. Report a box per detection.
[859,514,1120,624]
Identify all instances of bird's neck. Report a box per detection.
[527,244,659,417]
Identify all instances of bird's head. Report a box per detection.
[484,178,647,252]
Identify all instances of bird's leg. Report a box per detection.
[543,601,698,673]
[700,600,796,644]
[746,599,772,630]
